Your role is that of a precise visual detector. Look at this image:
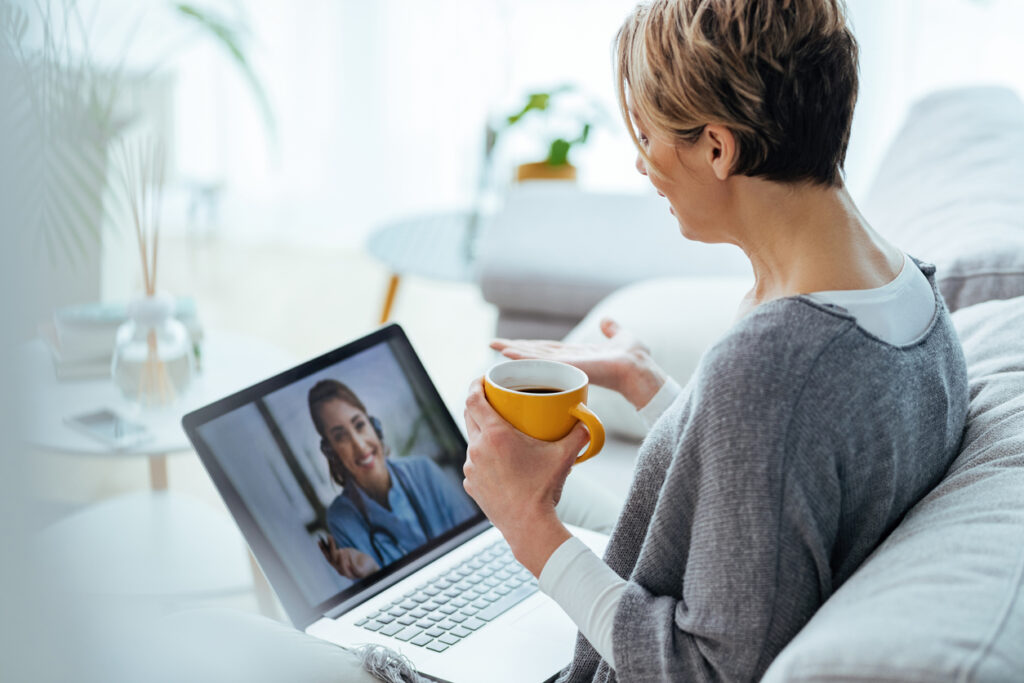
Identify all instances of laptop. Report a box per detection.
[181,323,608,683]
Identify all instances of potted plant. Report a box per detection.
[500,85,605,182]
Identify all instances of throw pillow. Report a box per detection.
[862,86,1024,311]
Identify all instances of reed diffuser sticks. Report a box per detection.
[117,137,176,406]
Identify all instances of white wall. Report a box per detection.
[81,0,1024,248]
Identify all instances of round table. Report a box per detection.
[366,211,482,323]
[22,330,296,488]
[22,330,297,606]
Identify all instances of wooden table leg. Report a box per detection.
[379,273,401,324]
[149,454,169,491]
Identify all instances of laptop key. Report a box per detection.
[394,626,424,642]
[363,621,385,632]
[416,618,433,629]
[410,608,429,619]
[450,614,467,624]
[411,634,432,647]
[451,626,472,638]
[355,618,369,627]
[461,617,486,631]
[376,614,396,624]
[438,605,457,615]
[451,598,468,608]
[425,627,444,638]
[397,615,417,626]
[437,619,457,630]
[476,583,539,622]
[426,641,448,653]
[439,633,461,646]
[380,622,404,637]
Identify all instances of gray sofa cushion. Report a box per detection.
[762,295,1024,682]
[862,87,1024,312]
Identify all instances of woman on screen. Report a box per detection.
[308,379,477,580]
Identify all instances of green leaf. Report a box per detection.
[174,3,277,143]
[547,138,571,166]
[506,92,551,126]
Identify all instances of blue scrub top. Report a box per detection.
[326,456,478,568]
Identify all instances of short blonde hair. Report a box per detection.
[615,0,858,186]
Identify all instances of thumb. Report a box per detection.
[568,421,591,457]
[599,317,620,340]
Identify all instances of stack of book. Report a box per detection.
[40,297,204,381]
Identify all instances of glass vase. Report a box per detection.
[112,293,194,408]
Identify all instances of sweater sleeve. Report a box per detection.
[610,327,844,682]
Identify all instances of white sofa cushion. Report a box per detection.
[862,87,1024,312]
[762,295,1024,682]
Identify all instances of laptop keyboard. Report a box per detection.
[355,539,539,652]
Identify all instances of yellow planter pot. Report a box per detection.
[515,161,577,182]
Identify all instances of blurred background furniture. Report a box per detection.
[25,330,296,613]
[474,184,752,340]
[367,212,480,324]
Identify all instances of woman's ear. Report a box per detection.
[703,124,736,181]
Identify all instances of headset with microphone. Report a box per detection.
[320,416,434,566]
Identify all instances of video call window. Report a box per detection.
[197,339,476,606]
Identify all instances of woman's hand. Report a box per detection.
[318,536,380,580]
[462,377,586,576]
[491,317,666,409]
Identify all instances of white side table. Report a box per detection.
[22,330,297,607]
[22,330,296,489]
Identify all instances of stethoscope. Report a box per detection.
[348,462,434,566]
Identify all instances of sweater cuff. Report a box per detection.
[539,536,627,670]
[637,376,682,429]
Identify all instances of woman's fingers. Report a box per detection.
[600,317,620,339]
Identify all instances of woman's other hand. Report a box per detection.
[462,377,582,576]
[491,317,667,410]
[318,536,380,580]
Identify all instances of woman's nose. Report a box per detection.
[352,432,371,453]
[635,153,647,176]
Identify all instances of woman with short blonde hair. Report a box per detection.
[463,1,969,680]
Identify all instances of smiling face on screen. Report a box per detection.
[320,398,390,495]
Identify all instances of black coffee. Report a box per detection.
[512,386,561,394]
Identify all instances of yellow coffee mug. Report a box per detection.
[483,359,605,464]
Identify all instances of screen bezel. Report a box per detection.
[181,323,486,629]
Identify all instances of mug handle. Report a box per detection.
[569,402,605,464]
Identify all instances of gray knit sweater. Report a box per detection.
[559,261,968,682]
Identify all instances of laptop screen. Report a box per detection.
[182,324,485,627]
